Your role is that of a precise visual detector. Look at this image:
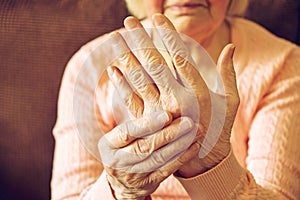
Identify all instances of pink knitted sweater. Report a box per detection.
[51,17,300,199]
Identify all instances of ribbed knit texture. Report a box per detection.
[51,17,300,199]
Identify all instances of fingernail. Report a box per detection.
[125,17,138,29]
[153,14,166,26]
[108,31,119,40]
[157,111,169,122]
[180,117,194,130]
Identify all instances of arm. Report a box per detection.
[112,15,300,199]
[246,48,300,198]
[51,44,116,199]
[176,48,300,199]
[51,35,200,199]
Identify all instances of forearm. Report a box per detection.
[175,149,285,199]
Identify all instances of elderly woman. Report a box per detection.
[51,0,300,199]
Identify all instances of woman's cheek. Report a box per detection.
[208,0,230,13]
[144,0,164,18]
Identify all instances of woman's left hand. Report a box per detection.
[99,111,200,199]
[105,14,239,178]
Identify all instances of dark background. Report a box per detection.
[0,1,129,199]
[0,0,299,199]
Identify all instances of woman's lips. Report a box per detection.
[164,3,208,13]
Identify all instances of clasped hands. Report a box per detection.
[98,14,239,199]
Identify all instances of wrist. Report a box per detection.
[175,158,205,178]
[106,174,150,200]
[176,144,230,178]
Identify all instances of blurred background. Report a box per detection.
[0,0,299,199]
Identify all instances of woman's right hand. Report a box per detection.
[98,110,200,199]
[103,15,239,179]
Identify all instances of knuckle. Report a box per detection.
[173,54,188,68]
[118,124,131,143]
[161,128,174,142]
[118,52,134,66]
[156,168,170,179]
[148,63,167,79]
[139,117,151,129]
[123,174,147,189]
[127,67,146,88]
[135,139,150,154]
[142,85,160,103]
[142,50,164,65]
[151,152,166,166]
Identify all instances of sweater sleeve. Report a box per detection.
[50,42,117,199]
[176,149,282,199]
[175,48,300,199]
[245,47,300,198]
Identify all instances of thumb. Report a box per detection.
[217,44,240,109]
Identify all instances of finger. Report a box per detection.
[109,31,160,107]
[107,66,144,120]
[152,14,209,95]
[100,110,171,149]
[148,142,200,184]
[217,44,239,110]
[129,124,198,172]
[123,16,180,96]
[114,117,195,169]
[126,116,194,155]
[106,143,200,199]
[152,14,211,125]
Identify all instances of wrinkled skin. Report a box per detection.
[97,14,239,199]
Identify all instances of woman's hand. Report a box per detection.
[98,111,200,199]
[105,14,239,178]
